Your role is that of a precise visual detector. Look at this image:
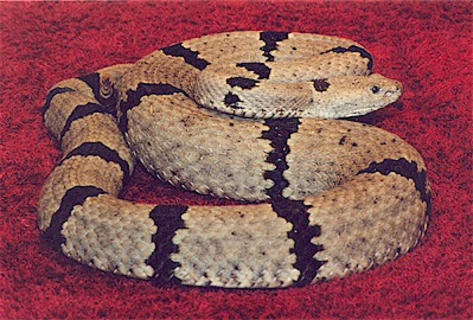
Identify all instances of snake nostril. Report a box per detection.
[395,82,403,92]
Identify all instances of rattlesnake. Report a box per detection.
[38,31,431,288]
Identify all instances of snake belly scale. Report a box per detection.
[39,31,431,288]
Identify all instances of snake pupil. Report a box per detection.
[371,85,380,94]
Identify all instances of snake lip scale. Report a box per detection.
[39,31,431,288]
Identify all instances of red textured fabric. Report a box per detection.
[1,1,471,319]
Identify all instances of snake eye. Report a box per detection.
[371,86,380,94]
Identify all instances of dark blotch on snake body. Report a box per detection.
[236,62,271,79]
[59,102,114,144]
[312,79,331,92]
[118,83,186,132]
[357,158,431,215]
[226,77,260,89]
[42,87,74,118]
[162,43,210,71]
[259,31,289,62]
[43,186,106,251]
[224,92,243,109]
[262,118,325,286]
[263,119,299,197]
[60,141,130,179]
[321,45,374,71]
[146,205,188,285]
[78,73,100,98]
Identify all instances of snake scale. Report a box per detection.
[39,31,431,288]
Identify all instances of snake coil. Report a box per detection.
[39,31,431,288]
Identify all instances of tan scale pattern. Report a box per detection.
[183,31,265,64]
[263,52,371,82]
[61,194,157,279]
[52,78,95,101]
[287,32,360,44]
[127,93,274,200]
[172,204,299,288]
[44,91,99,140]
[273,33,361,60]
[305,172,428,281]
[38,156,124,230]
[283,119,427,199]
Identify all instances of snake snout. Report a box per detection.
[394,80,403,94]
[384,80,403,99]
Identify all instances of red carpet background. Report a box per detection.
[0,1,471,319]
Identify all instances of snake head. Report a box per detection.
[310,73,403,118]
[364,73,403,102]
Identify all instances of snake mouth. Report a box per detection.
[383,90,398,99]
[345,108,382,117]
[327,103,385,118]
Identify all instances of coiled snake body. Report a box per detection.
[39,31,431,288]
